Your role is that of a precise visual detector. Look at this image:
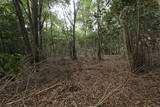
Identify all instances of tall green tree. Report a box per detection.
[111,0,160,72]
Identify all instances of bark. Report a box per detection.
[72,0,77,60]
[31,0,39,62]
[122,0,147,72]
[132,0,146,72]
[13,0,32,55]
[38,0,44,50]
[0,32,4,53]
[97,0,102,60]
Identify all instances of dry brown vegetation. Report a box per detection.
[0,55,160,107]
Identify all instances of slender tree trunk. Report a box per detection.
[31,0,39,62]
[122,22,132,71]
[97,0,102,60]
[39,0,44,50]
[132,0,146,72]
[13,0,32,55]
[84,30,87,57]
[0,32,4,53]
[72,0,77,60]
[72,23,77,60]
[39,31,43,50]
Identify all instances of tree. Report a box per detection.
[13,0,32,55]
[13,0,52,62]
[0,0,25,54]
[31,0,39,62]
[94,0,110,60]
[62,0,79,60]
[96,0,102,60]
[111,0,160,72]
[72,0,78,60]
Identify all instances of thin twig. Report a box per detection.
[7,83,62,105]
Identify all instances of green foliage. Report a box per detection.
[103,11,114,22]
[0,0,159,62]
[0,1,25,54]
[0,53,24,75]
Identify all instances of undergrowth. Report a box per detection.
[0,53,24,75]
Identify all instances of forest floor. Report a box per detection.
[0,55,160,107]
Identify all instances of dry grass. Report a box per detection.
[0,55,160,107]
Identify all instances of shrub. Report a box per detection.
[0,53,24,75]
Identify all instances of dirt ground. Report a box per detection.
[0,55,160,107]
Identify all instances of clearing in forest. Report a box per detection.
[0,55,160,107]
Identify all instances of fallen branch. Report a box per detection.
[94,75,129,107]
[94,84,124,107]
[7,83,62,105]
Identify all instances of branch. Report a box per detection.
[18,0,32,22]
[62,6,74,26]
[7,83,62,105]
[26,0,33,25]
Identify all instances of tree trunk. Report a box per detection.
[97,0,102,60]
[39,0,44,50]
[0,32,4,53]
[31,0,39,62]
[13,0,32,55]
[72,0,77,60]
[72,23,77,60]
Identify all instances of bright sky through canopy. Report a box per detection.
[50,0,79,26]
